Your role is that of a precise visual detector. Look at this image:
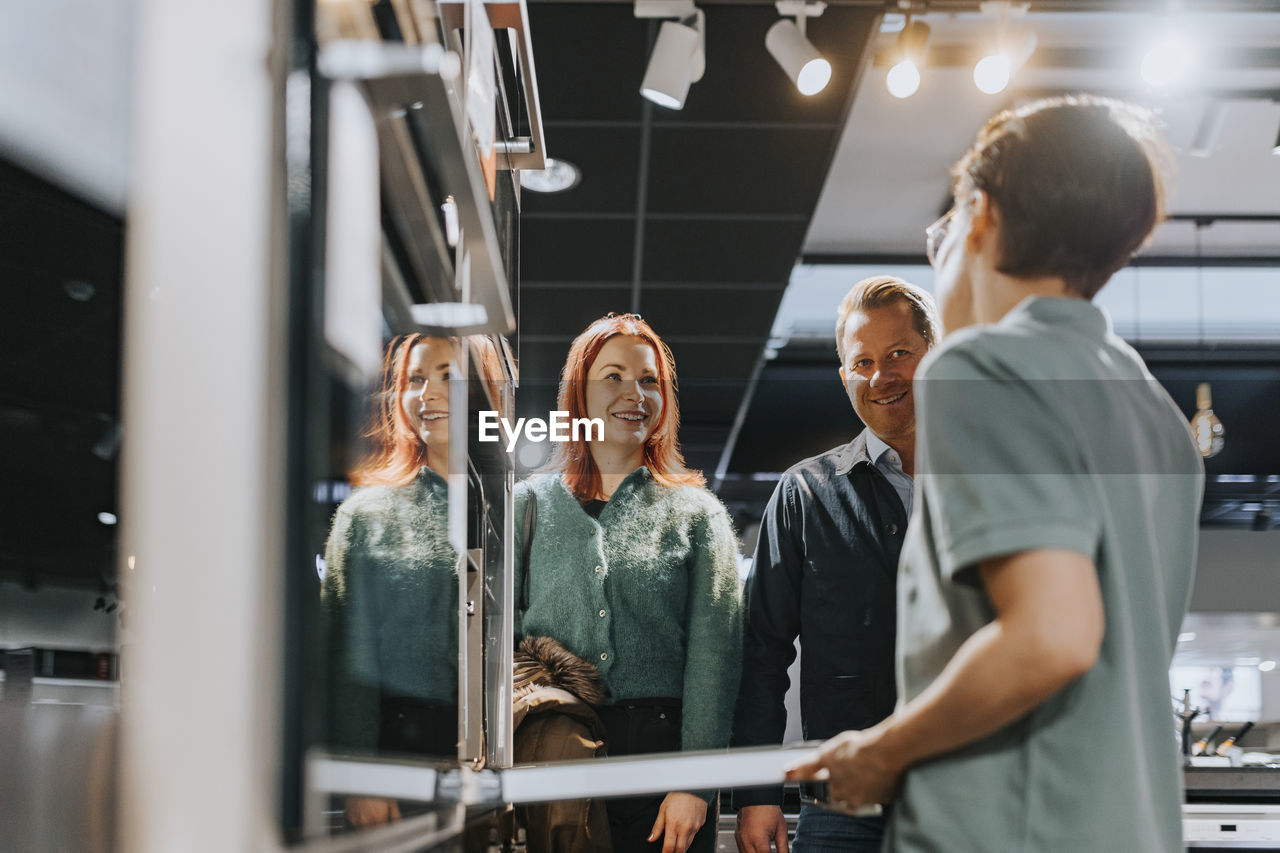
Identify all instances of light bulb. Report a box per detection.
[886,60,920,99]
[1141,33,1193,87]
[797,58,832,96]
[973,54,1011,94]
[1189,382,1225,458]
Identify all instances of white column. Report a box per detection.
[120,0,286,848]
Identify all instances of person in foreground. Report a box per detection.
[733,277,937,853]
[515,313,742,853]
[787,94,1205,852]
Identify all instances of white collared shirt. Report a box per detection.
[866,431,913,518]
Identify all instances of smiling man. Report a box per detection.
[732,276,937,853]
[788,96,1205,852]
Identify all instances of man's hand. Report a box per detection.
[785,725,904,814]
[649,791,708,853]
[735,804,789,853]
[345,796,401,827]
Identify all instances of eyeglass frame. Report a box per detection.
[925,209,954,268]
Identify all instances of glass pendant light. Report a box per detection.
[1189,222,1224,458]
[1190,382,1224,458]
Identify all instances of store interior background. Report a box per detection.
[2,0,1280,833]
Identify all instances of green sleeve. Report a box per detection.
[679,499,743,801]
[322,503,381,753]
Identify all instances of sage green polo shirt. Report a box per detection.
[888,297,1204,853]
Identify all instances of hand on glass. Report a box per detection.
[649,791,708,853]
[785,726,902,814]
[735,804,789,853]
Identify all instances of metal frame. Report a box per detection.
[437,0,548,171]
[320,41,517,336]
[308,743,880,814]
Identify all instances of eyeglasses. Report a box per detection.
[925,209,954,268]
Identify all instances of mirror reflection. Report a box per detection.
[321,334,462,827]
[512,314,744,853]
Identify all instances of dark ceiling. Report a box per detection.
[0,159,122,590]
[3,0,1277,590]
[514,2,881,479]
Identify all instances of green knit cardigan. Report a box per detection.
[322,467,459,752]
[513,467,743,756]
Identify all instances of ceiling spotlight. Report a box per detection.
[766,1,832,97]
[973,55,1011,95]
[636,0,705,110]
[98,511,118,526]
[1141,29,1195,88]
[973,2,1035,96]
[886,18,930,99]
[519,157,582,193]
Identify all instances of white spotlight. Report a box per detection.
[886,60,920,99]
[519,157,582,193]
[886,19,930,99]
[636,1,705,111]
[1141,31,1194,87]
[98,511,118,526]
[973,54,1011,94]
[766,18,832,96]
[973,3,1035,96]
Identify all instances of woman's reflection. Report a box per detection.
[322,334,461,828]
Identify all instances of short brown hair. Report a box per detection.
[835,276,939,364]
[953,94,1170,299]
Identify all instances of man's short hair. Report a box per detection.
[952,94,1170,300]
[835,276,939,364]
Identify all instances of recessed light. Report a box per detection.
[519,158,582,193]
[64,280,96,302]
[1177,632,1196,643]
[1260,660,1277,672]
[98,511,118,526]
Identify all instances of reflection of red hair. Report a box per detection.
[351,333,507,488]
[548,314,704,500]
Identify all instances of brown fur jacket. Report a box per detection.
[514,636,607,706]
[512,637,612,853]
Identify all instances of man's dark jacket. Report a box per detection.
[731,429,908,807]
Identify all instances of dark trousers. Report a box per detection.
[792,804,888,853]
[596,700,719,853]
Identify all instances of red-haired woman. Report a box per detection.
[322,334,480,828]
[514,314,743,853]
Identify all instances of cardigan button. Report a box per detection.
[594,565,603,574]
[888,523,898,536]
[600,652,608,661]
[599,609,607,617]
